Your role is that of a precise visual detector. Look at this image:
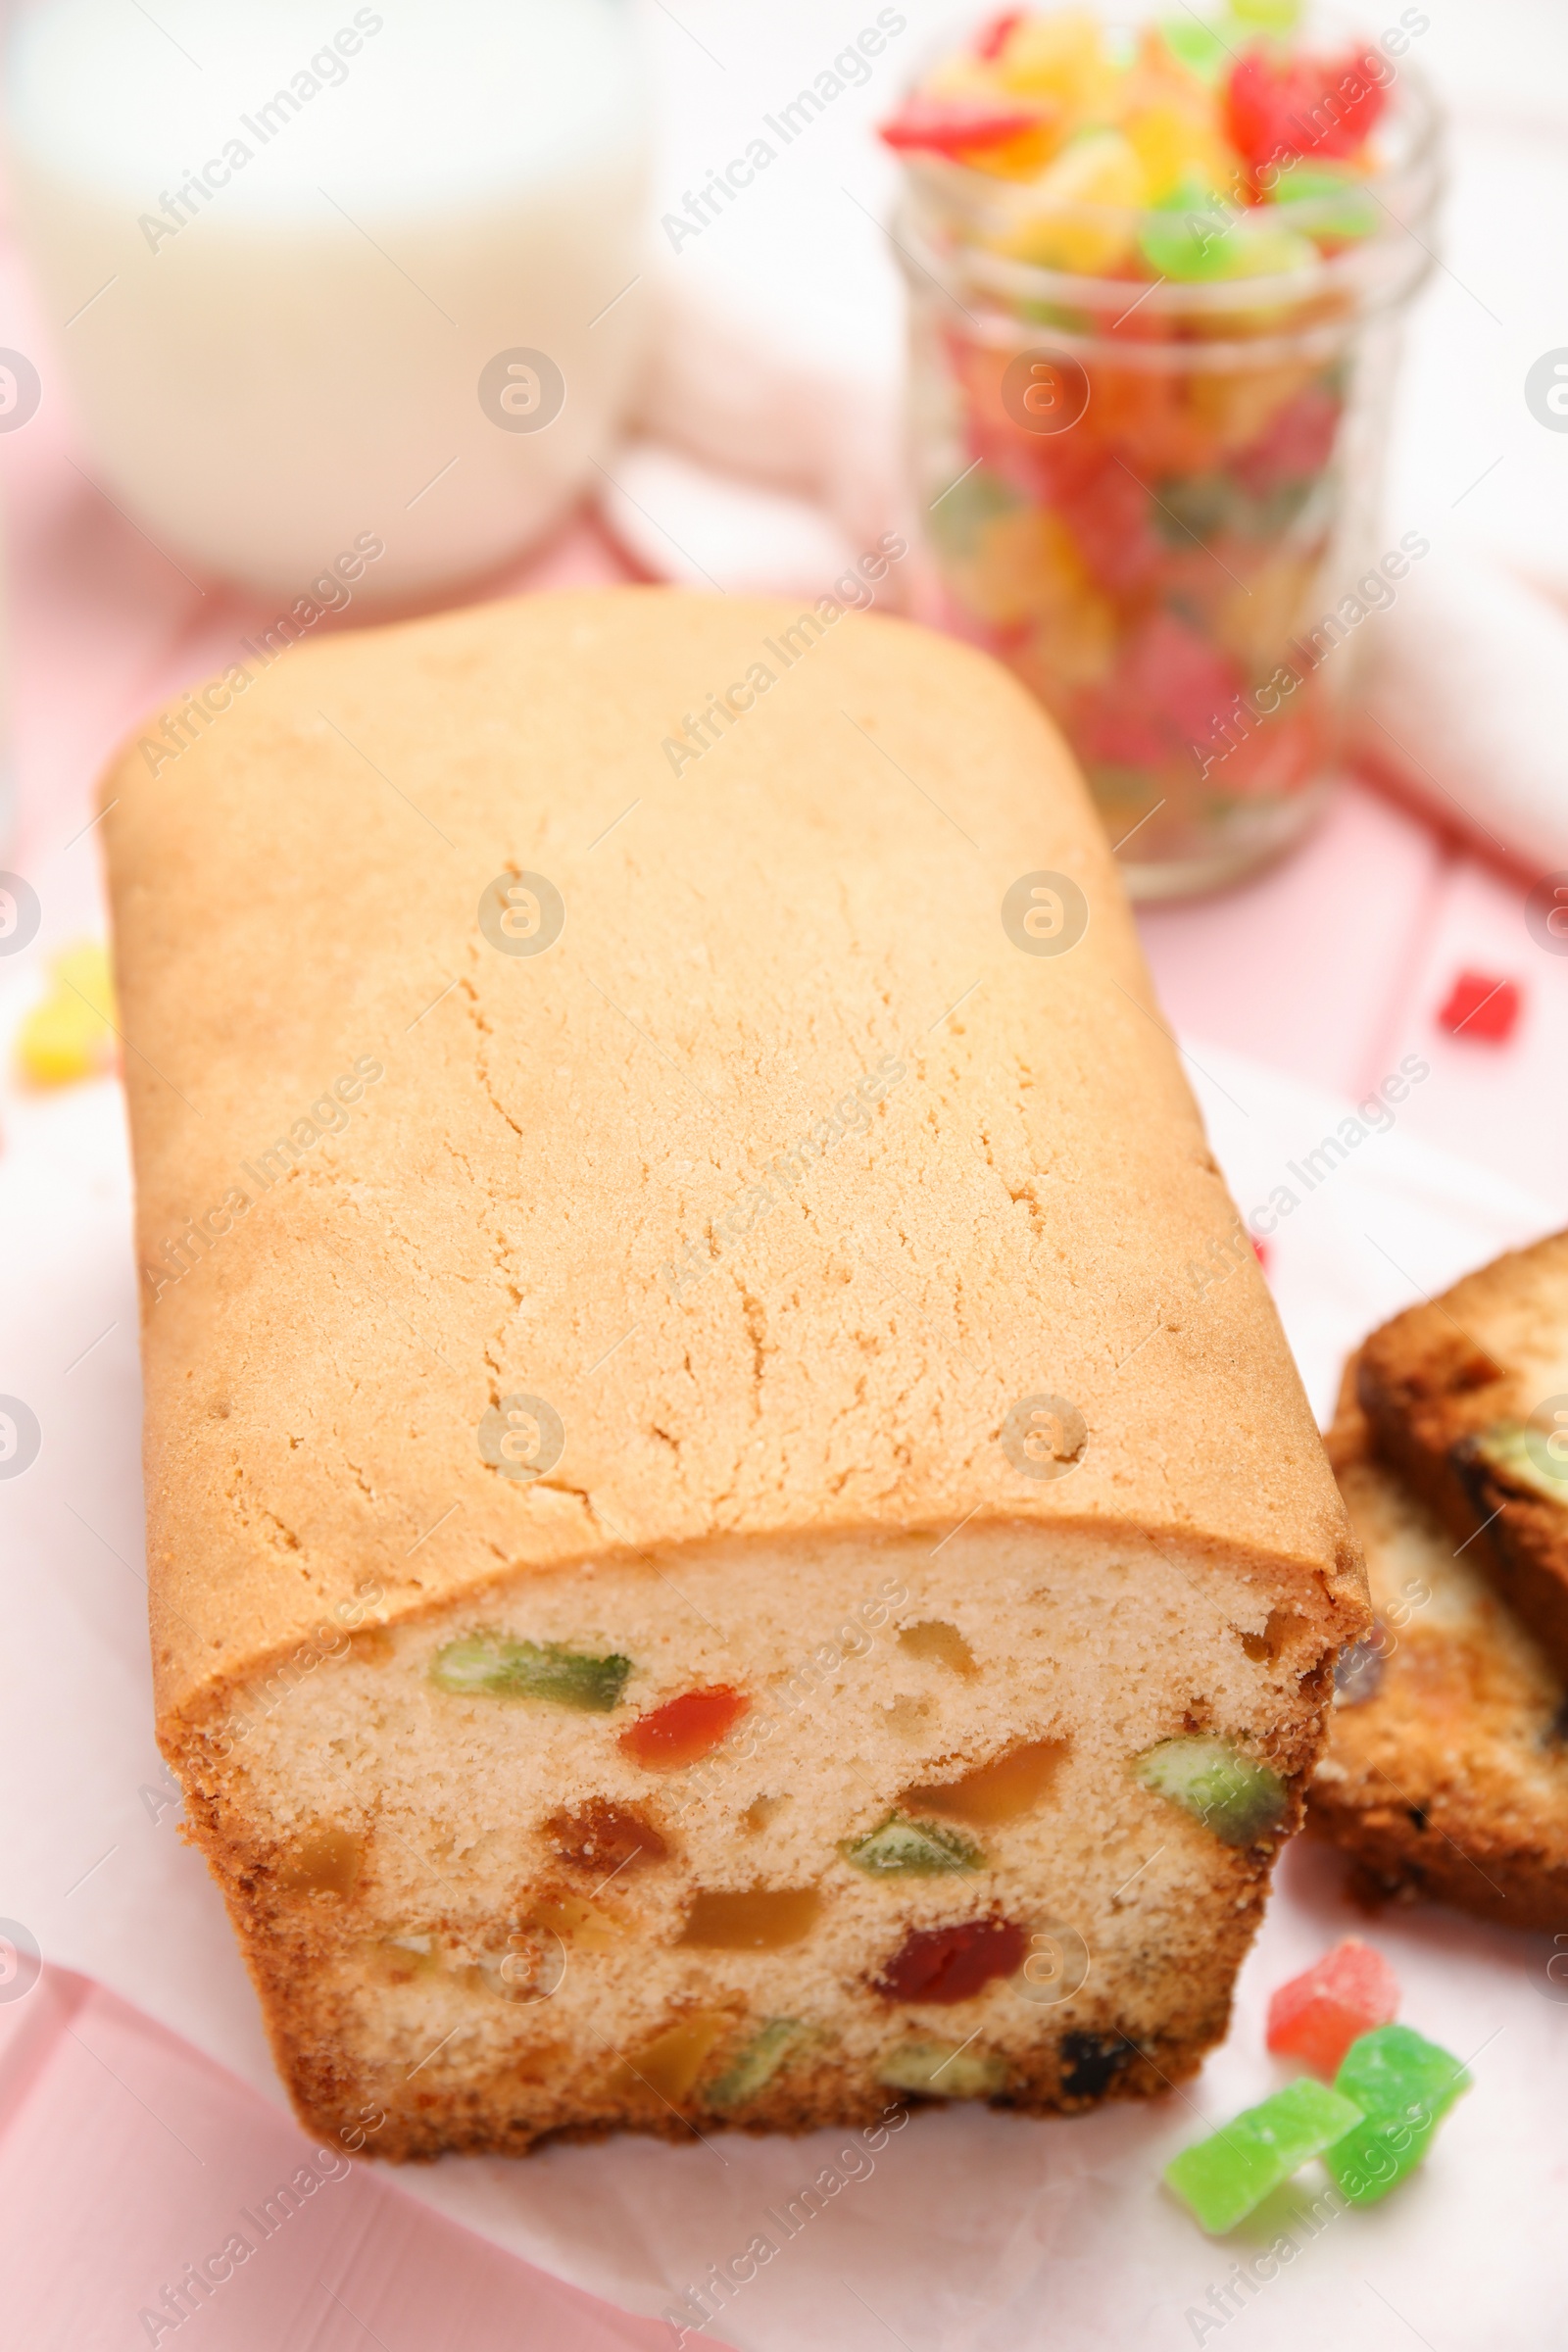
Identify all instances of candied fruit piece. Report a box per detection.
[618,1686,747,1768]
[1461,1422,1568,1511]
[902,1737,1066,1826]
[610,2011,733,2104]
[1267,1939,1400,2078]
[875,1918,1026,2005]
[897,1620,979,1677]
[527,1891,624,1952]
[1326,2026,1471,2206]
[1164,2079,1363,2234]
[1438,969,1521,1045]
[840,1814,983,1876]
[1333,1629,1387,1707]
[1134,1736,1287,1845]
[17,941,118,1087]
[1225,42,1388,172]
[878,91,1049,158]
[1239,1608,1301,1664]
[545,1799,666,1874]
[708,2018,807,2107]
[678,1886,822,1950]
[430,1632,629,1712]
[277,1825,362,1895]
[876,2040,1007,2100]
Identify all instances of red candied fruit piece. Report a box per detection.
[1437,969,1522,1045]
[1226,44,1389,171]
[878,93,1047,158]
[617,1686,748,1770]
[1250,1236,1271,1272]
[1266,1938,1399,2079]
[875,1917,1027,2005]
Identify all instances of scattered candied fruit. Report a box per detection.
[1267,1939,1399,2079]
[677,1886,822,1950]
[902,1736,1066,1826]
[618,1685,747,1768]
[840,1814,983,1876]
[1437,969,1522,1045]
[1134,1736,1287,1845]
[545,1798,666,1874]
[1326,2025,1471,2205]
[610,2010,733,2104]
[1164,2078,1364,2233]
[430,1633,630,1712]
[875,1917,1026,2005]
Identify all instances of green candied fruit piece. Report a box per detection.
[1230,0,1301,32]
[838,1813,983,1876]
[1134,1738,1287,1845]
[708,2018,807,2109]
[1139,185,1243,284]
[876,2040,1008,2101]
[430,1632,630,1712]
[1467,1421,1568,1511]
[1325,2026,1472,2206]
[1165,2079,1363,2235]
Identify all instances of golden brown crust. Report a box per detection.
[1356,1231,1568,1672]
[1309,1395,1568,1932]
[101,587,1357,1740]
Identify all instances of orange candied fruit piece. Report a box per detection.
[618,1686,748,1769]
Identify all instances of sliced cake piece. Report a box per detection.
[1309,1368,1568,1928]
[103,586,1366,2158]
[1356,1232,1568,1672]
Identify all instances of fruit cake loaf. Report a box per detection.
[103,586,1366,2159]
[1311,1363,1568,1929]
[1355,1233,1568,1674]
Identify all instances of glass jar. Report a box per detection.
[893,14,1441,897]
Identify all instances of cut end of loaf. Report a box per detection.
[172,1519,1355,2158]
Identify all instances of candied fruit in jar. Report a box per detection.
[1266,1939,1400,2078]
[874,1917,1027,2005]
[618,1685,747,1768]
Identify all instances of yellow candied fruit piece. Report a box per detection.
[277,1824,363,1894]
[902,1736,1068,1826]
[528,1891,625,1951]
[678,1886,822,1950]
[17,940,118,1086]
[1189,361,1315,455]
[996,131,1148,273]
[1122,102,1239,205]
[995,10,1117,115]
[611,2010,733,2103]
[897,1619,979,1678]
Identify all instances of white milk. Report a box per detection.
[5,0,650,600]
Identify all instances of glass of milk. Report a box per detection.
[4,0,650,602]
